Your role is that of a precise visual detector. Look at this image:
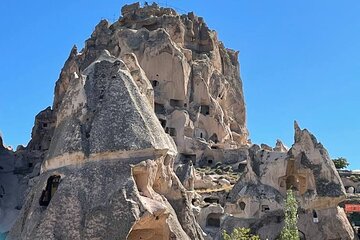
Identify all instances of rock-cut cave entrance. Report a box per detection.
[206,213,222,228]
[39,175,61,206]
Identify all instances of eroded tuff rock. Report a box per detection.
[0,136,29,236]
[222,122,354,240]
[7,47,204,239]
[52,2,248,162]
[1,2,355,240]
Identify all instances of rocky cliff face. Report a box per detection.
[223,122,354,240]
[53,2,248,159]
[0,2,355,240]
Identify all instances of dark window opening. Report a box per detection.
[313,210,318,218]
[43,123,48,128]
[165,127,176,137]
[238,201,246,210]
[159,118,166,128]
[238,163,247,172]
[39,175,61,207]
[276,216,282,223]
[151,80,159,87]
[28,163,33,168]
[169,99,184,108]
[195,129,207,140]
[0,166,3,170]
[207,159,213,165]
[200,105,210,115]
[211,146,219,149]
[313,210,319,223]
[209,134,218,143]
[155,103,166,114]
[206,213,222,228]
[180,153,196,164]
[261,205,270,212]
[38,145,42,150]
[204,197,219,204]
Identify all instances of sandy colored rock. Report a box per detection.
[224,122,353,240]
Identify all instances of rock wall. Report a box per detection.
[7,45,205,239]
[51,2,248,165]
[223,122,354,240]
[1,2,355,240]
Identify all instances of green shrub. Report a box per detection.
[279,189,300,240]
[332,157,349,169]
[222,227,260,240]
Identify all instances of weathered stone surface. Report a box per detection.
[273,139,288,152]
[8,156,204,240]
[43,51,176,172]
[1,2,354,240]
[7,47,203,239]
[0,135,28,237]
[223,122,353,240]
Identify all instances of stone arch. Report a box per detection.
[39,175,61,206]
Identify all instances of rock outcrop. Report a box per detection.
[7,2,257,239]
[223,122,354,240]
[0,135,28,237]
[7,50,203,239]
[1,2,355,240]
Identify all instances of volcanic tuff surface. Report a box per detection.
[3,2,247,239]
[0,2,355,240]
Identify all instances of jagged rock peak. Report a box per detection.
[274,139,288,152]
[294,120,302,143]
[226,122,352,239]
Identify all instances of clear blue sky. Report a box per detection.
[0,1,359,169]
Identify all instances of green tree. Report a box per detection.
[222,227,260,240]
[332,157,349,169]
[280,189,300,240]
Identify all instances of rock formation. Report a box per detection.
[7,46,204,240]
[0,2,356,240]
[221,122,354,240]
